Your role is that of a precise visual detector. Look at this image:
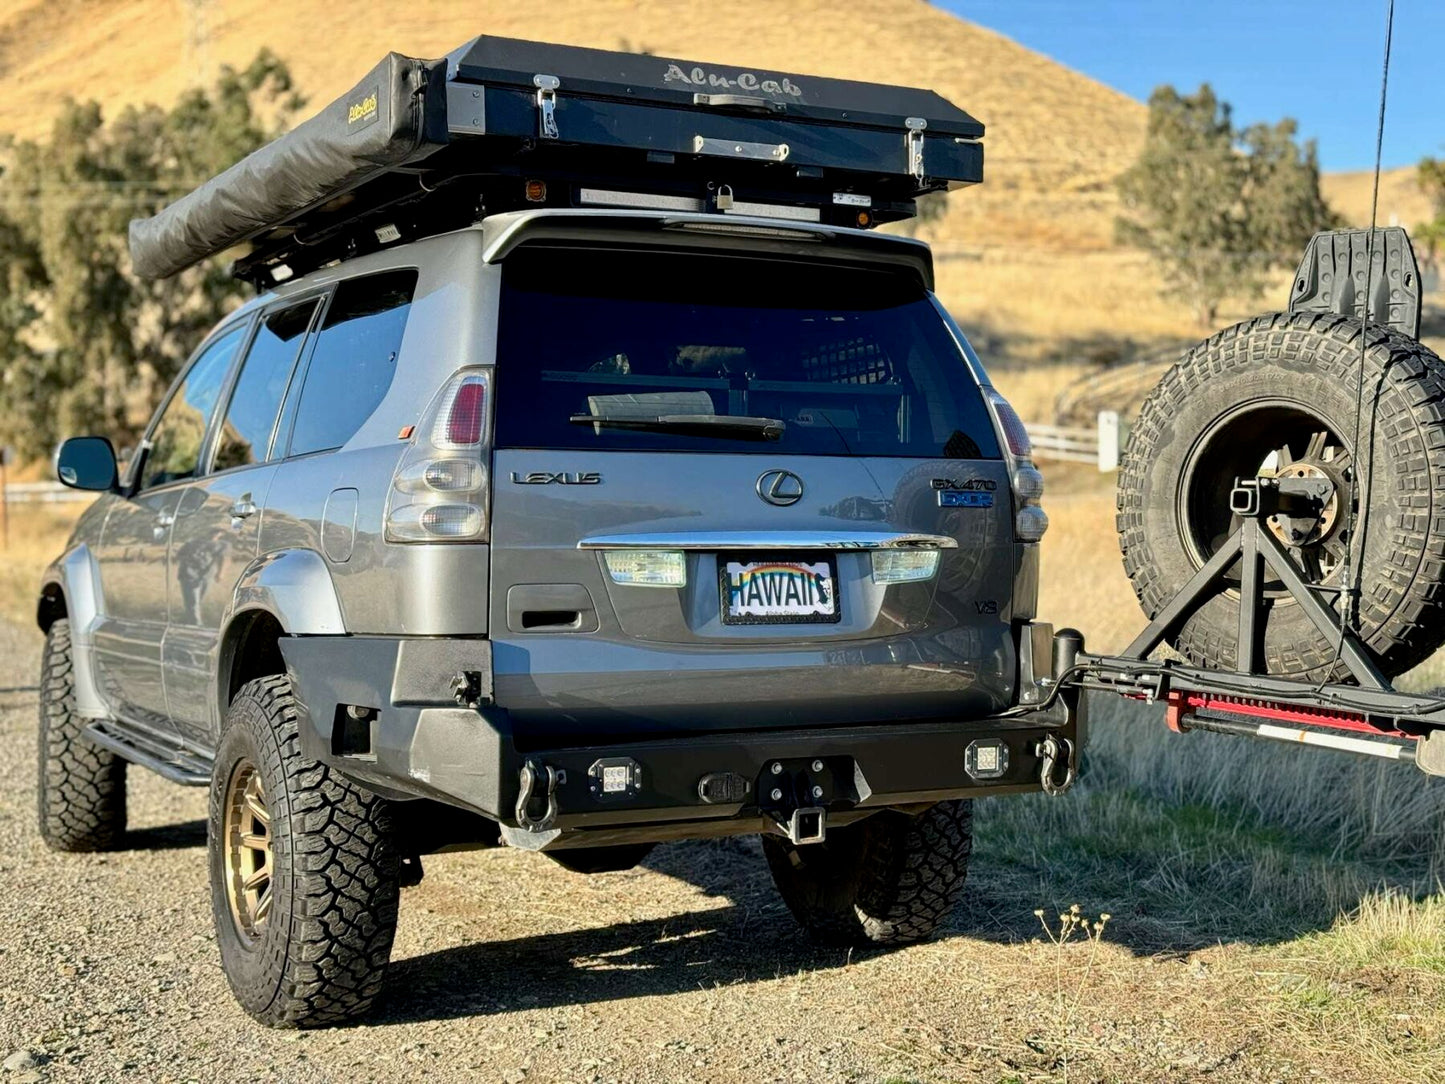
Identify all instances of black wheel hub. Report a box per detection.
[1180,400,1354,591]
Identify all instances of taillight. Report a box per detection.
[985,387,1031,459]
[443,378,486,446]
[984,387,1047,542]
[386,368,492,543]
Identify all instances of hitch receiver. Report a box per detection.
[779,807,827,845]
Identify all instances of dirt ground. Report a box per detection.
[3,615,1444,1084]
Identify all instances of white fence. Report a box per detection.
[4,481,94,504]
[1025,411,1121,471]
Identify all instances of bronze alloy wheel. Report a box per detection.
[222,760,273,943]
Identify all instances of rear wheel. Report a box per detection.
[209,675,400,1028]
[1119,312,1445,680]
[762,801,973,945]
[37,619,126,851]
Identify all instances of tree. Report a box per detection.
[0,52,303,461]
[1418,156,1445,268]
[1115,84,1337,328]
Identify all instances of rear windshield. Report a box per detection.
[494,246,1000,459]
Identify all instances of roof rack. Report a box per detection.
[127,36,985,287]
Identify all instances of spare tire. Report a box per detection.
[1118,311,1445,682]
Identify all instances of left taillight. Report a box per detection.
[386,368,492,543]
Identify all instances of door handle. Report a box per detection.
[229,497,258,520]
[152,511,175,540]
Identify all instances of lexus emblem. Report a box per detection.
[757,469,804,507]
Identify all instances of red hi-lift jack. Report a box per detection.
[1057,474,1445,778]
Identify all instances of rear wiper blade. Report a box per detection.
[568,413,786,441]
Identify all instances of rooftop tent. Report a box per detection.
[128,36,985,284]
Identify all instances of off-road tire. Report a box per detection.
[209,675,400,1028]
[762,800,972,946]
[1119,312,1445,681]
[37,619,126,851]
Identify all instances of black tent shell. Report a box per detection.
[128,36,985,282]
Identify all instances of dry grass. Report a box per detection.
[0,502,87,629]
[1323,167,1436,232]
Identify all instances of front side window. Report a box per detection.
[494,246,1000,459]
[213,300,318,472]
[287,270,418,458]
[142,326,245,490]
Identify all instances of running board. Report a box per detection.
[83,720,212,786]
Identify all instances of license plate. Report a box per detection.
[720,557,840,625]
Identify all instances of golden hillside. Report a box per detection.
[1322,167,1434,232]
[0,0,1430,350]
[0,0,1146,254]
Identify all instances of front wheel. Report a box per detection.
[762,800,973,946]
[208,675,400,1028]
[37,618,126,852]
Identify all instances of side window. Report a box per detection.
[287,270,418,458]
[141,326,245,490]
[213,300,319,472]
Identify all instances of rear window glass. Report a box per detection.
[213,299,318,472]
[286,270,418,457]
[494,247,999,459]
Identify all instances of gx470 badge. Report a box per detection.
[932,477,995,508]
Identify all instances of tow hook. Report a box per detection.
[1036,734,1077,797]
[516,759,563,831]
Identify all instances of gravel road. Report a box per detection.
[0,620,1316,1083]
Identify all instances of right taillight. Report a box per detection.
[984,387,1047,542]
[386,368,492,543]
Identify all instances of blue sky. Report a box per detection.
[940,1,1444,172]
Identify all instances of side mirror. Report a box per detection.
[56,436,119,492]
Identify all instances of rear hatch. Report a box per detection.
[488,240,1025,739]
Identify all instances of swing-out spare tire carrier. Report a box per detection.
[1055,227,1445,779]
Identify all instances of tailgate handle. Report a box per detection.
[507,584,599,633]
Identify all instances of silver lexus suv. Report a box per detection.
[38,208,1079,1026]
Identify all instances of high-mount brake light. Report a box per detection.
[386,368,492,543]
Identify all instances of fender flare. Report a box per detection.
[227,549,346,636]
[41,546,109,719]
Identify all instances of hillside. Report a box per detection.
[1322,166,1434,232]
[0,0,1145,251]
[0,1,1431,351]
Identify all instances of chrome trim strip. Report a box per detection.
[578,531,958,551]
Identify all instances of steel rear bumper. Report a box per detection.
[280,635,1082,846]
